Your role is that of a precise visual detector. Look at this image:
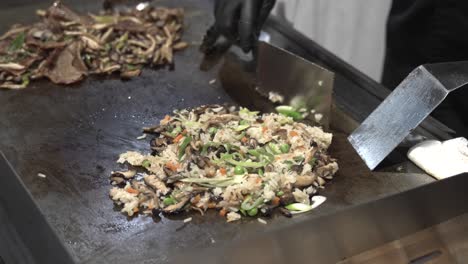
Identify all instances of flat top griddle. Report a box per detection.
[0,1,436,263]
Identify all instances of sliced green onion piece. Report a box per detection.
[308,157,317,167]
[239,208,246,216]
[276,191,284,196]
[178,136,192,160]
[279,143,290,153]
[169,126,182,137]
[285,203,313,212]
[235,124,250,131]
[163,197,176,206]
[9,32,25,52]
[241,196,264,211]
[234,165,245,175]
[239,120,249,125]
[258,168,264,176]
[267,143,281,154]
[247,207,258,216]
[293,156,305,163]
[141,159,151,168]
[208,127,218,135]
[225,159,266,168]
[248,149,261,158]
[275,105,304,121]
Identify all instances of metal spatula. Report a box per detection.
[348,61,468,170]
[256,41,335,128]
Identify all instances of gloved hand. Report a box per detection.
[201,0,276,54]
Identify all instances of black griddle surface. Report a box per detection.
[0,1,435,263]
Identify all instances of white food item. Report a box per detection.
[268,91,284,103]
[407,137,468,180]
[226,212,241,222]
[37,173,47,178]
[183,217,192,223]
[136,134,147,140]
[257,218,267,225]
[310,195,326,209]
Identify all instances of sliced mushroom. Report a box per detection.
[274,129,288,140]
[315,162,339,178]
[111,170,136,179]
[293,173,318,188]
[279,191,295,206]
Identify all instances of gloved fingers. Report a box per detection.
[214,0,242,40]
[257,0,276,32]
[238,0,261,52]
[200,25,221,53]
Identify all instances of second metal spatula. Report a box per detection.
[348,61,468,170]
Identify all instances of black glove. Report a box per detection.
[202,0,276,54]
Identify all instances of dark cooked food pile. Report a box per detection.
[110,105,338,222]
[0,1,187,89]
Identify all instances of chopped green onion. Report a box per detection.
[20,73,30,87]
[141,159,151,168]
[275,105,304,121]
[208,127,218,135]
[248,149,261,158]
[239,120,249,125]
[241,196,264,211]
[279,143,290,153]
[247,207,258,216]
[178,136,192,160]
[285,203,313,213]
[276,191,284,196]
[239,107,259,116]
[257,148,274,162]
[267,143,281,154]
[239,208,246,216]
[308,157,317,167]
[225,158,267,168]
[234,166,245,175]
[163,197,176,206]
[125,64,138,70]
[293,156,305,163]
[9,32,25,52]
[235,124,250,131]
[169,126,182,137]
[258,168,264,176]
[92,15,115,24]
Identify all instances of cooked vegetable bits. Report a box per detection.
[0,2,187,89]
[110,105,338,221]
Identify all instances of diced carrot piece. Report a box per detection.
[272,196,280,206]
[262,126,268,133]
[191,194,201,204]
[289,131,299,137]
[173,134,184,143]
[219,208,227,217]
[126,187,139,194]
[241,136,248,143]
[133,207,139,213]
[163,115,171,122]
[208,202,217,209]
[165,162,179,172]
[255,178,262,184]
[219,167,227,175]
